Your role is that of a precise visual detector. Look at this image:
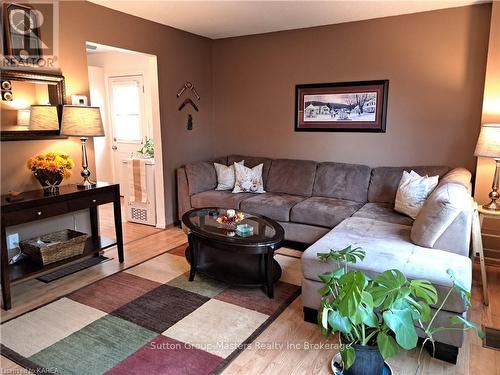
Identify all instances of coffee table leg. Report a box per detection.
[266,249,274,298]
[188,236,197,282]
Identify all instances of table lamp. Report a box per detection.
[60,105,104,188]
[475,123,500,210]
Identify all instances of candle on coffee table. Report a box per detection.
[226,209,236,218]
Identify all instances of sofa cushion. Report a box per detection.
[302,217,471,313]
[185,161,217,195]
[438,167,472,190]
[353,203,414,226]
[232,163,265,193]
[313,162,371,203]
[411,182,472,256]
[368,166,450,204]
[191,191,255,209]
[240,193,305,221]
[291,197,362,228]
[214,160,243,190]
[228,155,272,187]
[266,159,317,196]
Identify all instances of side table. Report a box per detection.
[471,202,498,306]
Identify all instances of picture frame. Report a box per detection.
[295,80,389,132]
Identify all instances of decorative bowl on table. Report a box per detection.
[216,209,245,230]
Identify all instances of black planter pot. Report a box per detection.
[33,170,63,194]
[344,344,385,375]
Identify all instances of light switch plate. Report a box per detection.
[7,233,19,250]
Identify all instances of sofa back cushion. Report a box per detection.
[185,161,217,195]
[411,181,472,256]
[313,162,371,203]
[368,166,450,204]
[267,159,317,196]
[228,155,272,186]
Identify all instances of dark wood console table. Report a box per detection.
[1,182,124,310]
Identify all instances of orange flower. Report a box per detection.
[27,152,75,180]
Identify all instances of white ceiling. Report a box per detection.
[89,1,487,39]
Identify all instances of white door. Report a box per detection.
[108,75,147,194]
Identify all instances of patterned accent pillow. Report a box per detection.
[232,163,265,194]
[395,170,439,219]
[214,160,244,190]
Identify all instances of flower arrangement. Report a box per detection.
[216,210,245,225]
[27,152,75,191]
[27,152,75,178]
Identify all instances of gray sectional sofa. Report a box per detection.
[176,155,474,363]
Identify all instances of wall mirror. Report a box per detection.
[1,70,66,141]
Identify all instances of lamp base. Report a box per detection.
[483,201,500,211]
[77,179,96,189]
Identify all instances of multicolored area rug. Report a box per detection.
[1,244,301,375]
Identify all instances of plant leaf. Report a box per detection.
[328,310,352,334]
[410,279,438,305]
[338,271,366,317]
[317,246,366,264]
[450,315,485,339]
[447,269,471,307]
[383,308,418,350]
[377,331,400,359]
[340,345,356,370]
[370,270,408,308]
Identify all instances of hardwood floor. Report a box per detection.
[98,201,164,244]
[1,224,500,374]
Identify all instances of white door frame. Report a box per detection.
[88,49,166,229]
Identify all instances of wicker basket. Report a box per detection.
[19,229,89,265]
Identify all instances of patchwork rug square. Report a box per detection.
[1,244,301,375]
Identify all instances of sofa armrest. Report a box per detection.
[176,167,192,220]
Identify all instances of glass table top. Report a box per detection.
[183,208,282,244]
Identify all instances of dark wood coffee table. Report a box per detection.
[181,207,285,298]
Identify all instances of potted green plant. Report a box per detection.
[317,246,483,375]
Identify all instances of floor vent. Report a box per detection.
[483,326,500,350]
[131,207,148,223]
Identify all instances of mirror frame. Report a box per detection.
[1,70,66,141]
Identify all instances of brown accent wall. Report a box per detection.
[212,5,491,170]
[475,1,500,259]
[1,1,216,224]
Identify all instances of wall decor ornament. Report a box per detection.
[295,80,389,132]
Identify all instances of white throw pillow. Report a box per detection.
[394,170,439,219]
[214,160,244,190]
[232,163,265,193]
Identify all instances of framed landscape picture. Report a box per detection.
[295,80,389,132]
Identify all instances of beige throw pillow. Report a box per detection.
[233,163,265,193]
[394,170,439,219]
[214,160,244,190]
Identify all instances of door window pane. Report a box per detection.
[111,80,142,142]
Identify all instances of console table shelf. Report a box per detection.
[10,236,116,283]
[1,183,124,310]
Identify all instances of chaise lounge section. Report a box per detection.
[177,156,473,363]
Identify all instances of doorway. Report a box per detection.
[86,42,166,244]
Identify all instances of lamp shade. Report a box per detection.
[17,109,31,127]
[29,105,58,130]
[475,123,500,159]
[61,106,104,137]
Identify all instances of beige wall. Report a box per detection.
[1,1,216,225]
[212,5,490,170]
